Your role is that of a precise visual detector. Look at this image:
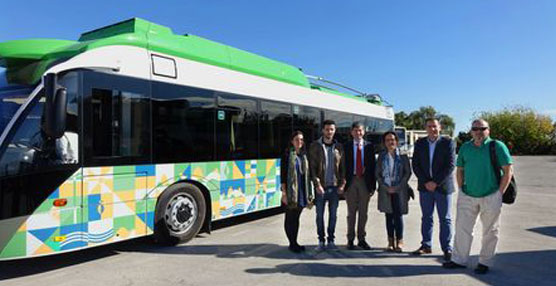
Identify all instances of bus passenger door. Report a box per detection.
[81,71,151,246]
[81,171,148,246]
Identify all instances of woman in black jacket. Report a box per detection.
[281,131,314,253]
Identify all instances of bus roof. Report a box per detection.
[0,18,382,105]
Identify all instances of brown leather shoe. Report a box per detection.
[395,239,404,253]
[412,246,432,255]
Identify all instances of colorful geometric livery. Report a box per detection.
[0,159,280,260]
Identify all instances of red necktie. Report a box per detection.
[356,144,363,178]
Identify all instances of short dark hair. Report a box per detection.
[382,131,399,144]
[425,117,440,126]
[323,119,336,127]
[351,121,364,130]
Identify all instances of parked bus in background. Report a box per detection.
[0,18,394,260]
[395,128,428,157]
[395,126,408,154]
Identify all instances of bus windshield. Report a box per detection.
[0,91,46,176]
[0,70,79,177]
[0,68,35,135]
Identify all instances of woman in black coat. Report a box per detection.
[281,131,314,253]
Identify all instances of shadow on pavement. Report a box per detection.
[121,241,418,260]
[211,207,283,231]
[244,249,556,285]
[0,240,401,280]
[3,236,556,285]
[0,208,284,281]
[0,241,123,280]
[246,263,449,277]
[527,226,556,238]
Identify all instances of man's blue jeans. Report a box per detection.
[315,187,339,243]
[419,190,453,252]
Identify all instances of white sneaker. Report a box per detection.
[327,241,338,250]
[315,241,325,252]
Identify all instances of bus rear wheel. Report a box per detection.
[154,183,206,245]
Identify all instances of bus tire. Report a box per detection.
[154,183,206,245]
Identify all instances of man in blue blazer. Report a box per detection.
[344,122,376,250]
[411,118,455,261]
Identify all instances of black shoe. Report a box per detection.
[347,241,356,250]
[297,245,306,252]
[357,240,372,250]
[288,245,300,253]
[412,246,432,255]
[474,263,489,274]
[288,245,302,253]
[442,261,466,269]
[443,251,452,262]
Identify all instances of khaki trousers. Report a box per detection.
[452,190,502,267]
[346,177,371,242]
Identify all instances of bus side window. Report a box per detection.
[90,89,149,160]
[216,93,258,160]
[293,105,321,143]
[152,82,215,163]
[323,110,353,144]
[260,100,292,159]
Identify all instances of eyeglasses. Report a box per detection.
[471,127,488,131]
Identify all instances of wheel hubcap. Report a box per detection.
[165,193,197,235]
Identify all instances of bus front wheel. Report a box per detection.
[154,183,206,245]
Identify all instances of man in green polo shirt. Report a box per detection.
[443,119,513,274]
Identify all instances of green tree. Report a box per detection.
[437,114,455,136]
[394,111,411,128]
[549,122,556,154]
[455,131,472,152]
[478,107,555,155]
[394,106,455,136]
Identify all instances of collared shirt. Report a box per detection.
[456,137,513,197]
[428,137,439,177]
[324,143,336,187]
[388,153,395,177]
[384,151,396,186]
[353,140,364,175]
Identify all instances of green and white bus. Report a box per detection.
[0,18,394,260]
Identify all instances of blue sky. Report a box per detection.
[2,0,555,133]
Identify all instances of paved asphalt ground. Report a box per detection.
[1,156,555,286]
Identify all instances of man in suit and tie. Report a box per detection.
[411,118,456,261]
[344,122,376,250]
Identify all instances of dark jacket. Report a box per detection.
[344,140,376,194]
[376,151,412,214]
[411,136,456,194]
[308,138,346,189]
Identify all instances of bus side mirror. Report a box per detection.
[43,73,67,139]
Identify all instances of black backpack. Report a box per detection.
[489,141,517,204]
